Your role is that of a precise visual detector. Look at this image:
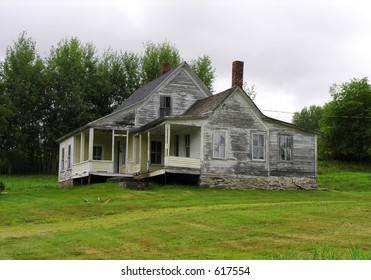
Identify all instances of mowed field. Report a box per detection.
[0,164,370,260]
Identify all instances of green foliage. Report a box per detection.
[320,78,371,161]
[0,181,5,192]
[0,32,45,173]
[292,105,323,131]
[141,41,181,84]
[98,50,141,109]
[190,55,215,91]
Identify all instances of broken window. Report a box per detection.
[279,135,293,161]
[252,134,265,160]
[213,131,226,158]
[159,96,171,117]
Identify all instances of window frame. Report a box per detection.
[93,145,104,161]
[150,140,163,165]
[278,134,293,162]
[159,95,172,117]
[67,144,72,169]
[251,133,266,161]
[61,147,65,171]
[212,130,227,159]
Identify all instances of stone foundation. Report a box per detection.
[59,179,74,188]
[199,174,317,190]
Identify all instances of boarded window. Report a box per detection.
[279,135,293,161]
[160,96,171,117]
[252,134,265,160]
[213,131,226,158]
[151,141,162,164]
[185,135,190,158]
[93,145,103,160]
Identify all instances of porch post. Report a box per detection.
[111,129,115,162]
[314,134,318,178]
[147,131,150,172]
[80,131,84,162]
[126,131,130,173]
[111,129,115,173]
[139,134,142,172]
[164,123,170,165]
[88,128,94,161]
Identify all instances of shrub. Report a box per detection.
[0,181,5,193]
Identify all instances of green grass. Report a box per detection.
[0,167,371,260]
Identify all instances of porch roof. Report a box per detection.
[132,115,207,134]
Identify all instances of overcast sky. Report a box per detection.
[1,0,370,122]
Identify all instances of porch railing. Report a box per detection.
[165,156,201,169]
[72,160,113,176]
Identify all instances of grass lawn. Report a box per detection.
[0,166,370,260]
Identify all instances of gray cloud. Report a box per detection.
[1,0,370,122]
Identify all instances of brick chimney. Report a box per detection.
[161,63,171,75]
[232,60,244,88]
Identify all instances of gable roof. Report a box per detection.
[183,87,236,116]
[183,86,320,134]
[114,61,211,112]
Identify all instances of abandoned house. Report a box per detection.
[57,61,318,190]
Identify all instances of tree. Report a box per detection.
[141,41,181,84]
[320,78,371,161]
[0,32,45,174]
[292,105,323,131]
[243,83,257,100]
[97,50,141,109]
[190,55,215,91]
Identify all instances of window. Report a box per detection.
[122,140,126,165]
[151,141,162,164]
[213,131,226,158]
[93,145,103,160]
[67,144,72,169]
[174,135,180,157]
[279,135,293,161]
[185,135,190,157]
[160,96,171,117]
[61,148,65,171]
[252,134,265,160]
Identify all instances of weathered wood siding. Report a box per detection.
[136,70,208,126]
[202,91,316,178]
[58,137,73,182]
[266,123,316,177]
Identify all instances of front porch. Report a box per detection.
[58,120,204,185]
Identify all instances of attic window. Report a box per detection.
[160,96,171,117]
